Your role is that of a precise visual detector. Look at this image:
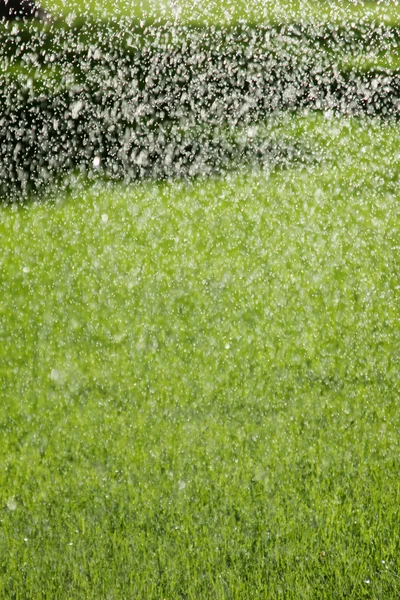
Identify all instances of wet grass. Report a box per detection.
[3,13,400,200]
[39,0,400,27]
[1,112,400,597]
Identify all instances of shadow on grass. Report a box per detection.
[1,17,400,200]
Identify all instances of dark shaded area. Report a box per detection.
[0,0,48,21]
[1,18,400,199]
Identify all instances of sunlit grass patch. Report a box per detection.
[1,113,400,597]
[39,0,400,27]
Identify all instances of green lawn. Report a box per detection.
[1,113,400,597]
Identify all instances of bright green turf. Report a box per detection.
[38,0,400,27]
[1,113,400,597]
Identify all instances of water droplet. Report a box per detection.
[50,369,62,382]
[7,498,17,511]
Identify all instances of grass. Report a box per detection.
[4,1,400,202]
[38,0,400,27]
[2,0,400,596]
[1,113,400,597]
